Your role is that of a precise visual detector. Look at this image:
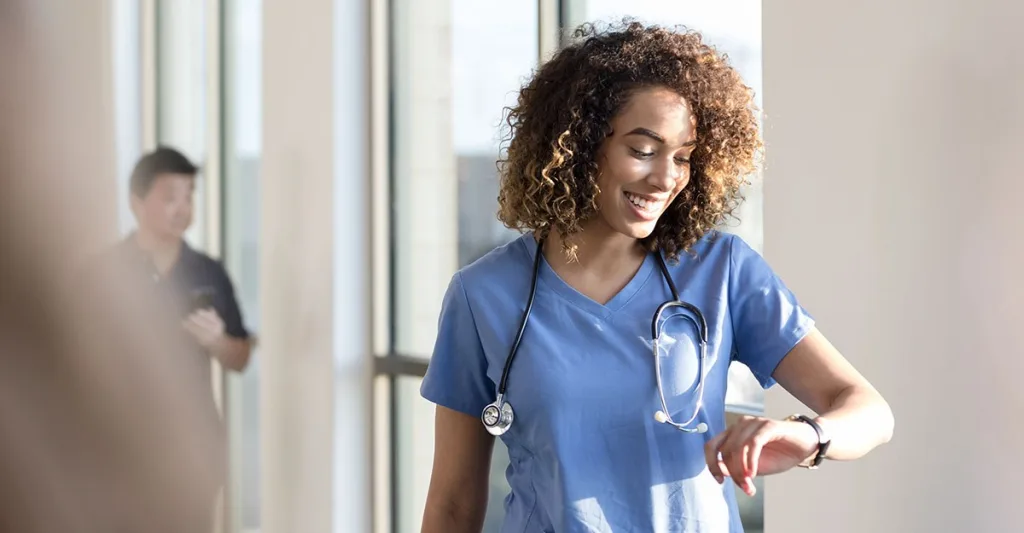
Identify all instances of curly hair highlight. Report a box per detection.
[497,20,763,260]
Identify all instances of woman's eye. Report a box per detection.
[675,157,690,165]
[630,148,654,158]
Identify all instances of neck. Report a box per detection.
[133,229,182,274]
[543,218,645,274]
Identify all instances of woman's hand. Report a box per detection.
[704,416,820,497]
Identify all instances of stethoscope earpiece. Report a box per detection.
[654,410,708,434]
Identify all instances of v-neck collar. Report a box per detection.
[521,233,657,320]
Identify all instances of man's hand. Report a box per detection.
[183,308,226,350]
[183,308,252,371]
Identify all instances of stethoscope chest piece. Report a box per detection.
[481,398,514,436]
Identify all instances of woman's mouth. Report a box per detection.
[624,191,663,221]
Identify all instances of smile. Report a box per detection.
[624,191,664,214]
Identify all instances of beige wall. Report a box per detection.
[4,0,119,255]
[261,0,372,531]
[762,1,1024,531]
[261,0,337,531]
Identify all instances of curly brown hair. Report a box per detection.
[497,20,763,260]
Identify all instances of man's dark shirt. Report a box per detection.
[93,234,250,429]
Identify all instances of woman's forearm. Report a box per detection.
[816,385,894,461]
[421,495,488,533]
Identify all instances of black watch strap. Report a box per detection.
[788,414,831,469]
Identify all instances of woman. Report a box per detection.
[420,21,893,533]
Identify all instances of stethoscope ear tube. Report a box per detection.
[483,237,545,436]
[496,237,545,396]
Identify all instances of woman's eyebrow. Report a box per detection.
[625,127,665,143]
[625,127,698,148]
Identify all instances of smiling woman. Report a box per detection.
[593,89,697,236]
[419,20,892,533]
[497,22,762,263]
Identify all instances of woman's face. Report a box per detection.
[593,86,697,240]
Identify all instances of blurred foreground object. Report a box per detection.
[0,2,224,532]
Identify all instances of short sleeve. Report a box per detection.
[728,235,815,389]
[420,272,494,418]
[213,264,250,340]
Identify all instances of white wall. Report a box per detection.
[762,1,1024,531]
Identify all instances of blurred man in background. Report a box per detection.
[86,146,255,531]
[115,146,253,377]
[0,4,230,532]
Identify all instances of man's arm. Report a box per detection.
[210,333,252,372]
[183,309,253,371]
[185,264,254,372]
[210,264,253,372]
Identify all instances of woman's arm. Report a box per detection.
[421,405,496,533]
[707,328,894,496]
[772,327,895,460]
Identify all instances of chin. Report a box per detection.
[618,222,658,240]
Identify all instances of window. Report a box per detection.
[155,0,213,249]
[382,0,539,530]
[222,0,263,531]
[152,2,261,532]
[111,0,143,235]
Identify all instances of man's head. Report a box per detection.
[129,147,198,242]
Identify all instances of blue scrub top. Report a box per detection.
[421,231,814,533]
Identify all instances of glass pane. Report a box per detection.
[389,2,538,530]
[112,0,143,235]
[394,376,435,533]
[394,376,511,533]
[390,0,538,358]
[156,0,209,249]
[223,0,262,531]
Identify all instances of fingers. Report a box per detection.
[185,309,223,330]
[722,417,763,496]
[181,309,224,347]
[189,308,218,323]
[704,432,728,483]
[747,429,768,480]
[181,318,205,342]
[706,416,774,497]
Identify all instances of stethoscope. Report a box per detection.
[481,236,710,436]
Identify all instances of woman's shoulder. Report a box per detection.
[455,233,536,294]
[663,230,773,291]
[670,229,738,268]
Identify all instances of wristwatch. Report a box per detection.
[786,414,831,469]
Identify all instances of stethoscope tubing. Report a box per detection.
[483,235,710,435]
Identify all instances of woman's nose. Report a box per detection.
[648,158,680,191]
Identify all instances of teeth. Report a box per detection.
[625,192,658,212]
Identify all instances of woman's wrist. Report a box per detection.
[785,414,831,467]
